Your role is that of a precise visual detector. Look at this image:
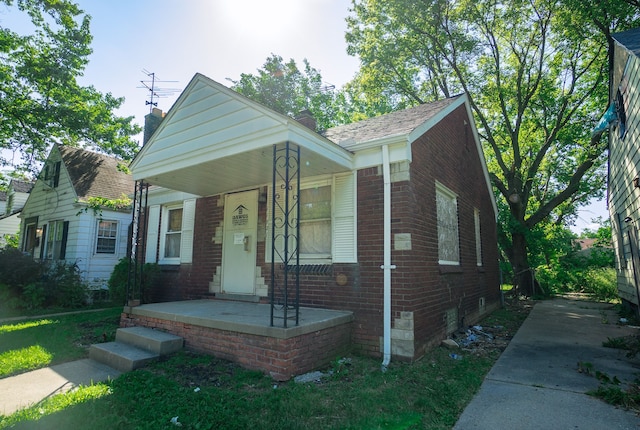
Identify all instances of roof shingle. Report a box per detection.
[58,145,134,200]
[322,96,461,149]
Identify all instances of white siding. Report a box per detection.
[609,52,640,306]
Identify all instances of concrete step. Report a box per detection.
[115,326,183,355]
[89,342,159,372]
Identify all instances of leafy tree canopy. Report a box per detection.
[345,0,640,294]
[0,0,141,175]
[228,54,344,131]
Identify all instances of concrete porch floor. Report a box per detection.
[125,299,354,339]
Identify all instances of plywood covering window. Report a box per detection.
[436,182,460,265]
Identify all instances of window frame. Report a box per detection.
[474,208,482,267]
[95,220,118,255]
[298,179,333,261]
[436,182,460,266]
[159,203,184,265]
[43,220,68,260]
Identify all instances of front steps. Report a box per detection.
[89,327,183,372]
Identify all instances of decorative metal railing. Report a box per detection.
[270,142,300,327]
[126,180,149,305]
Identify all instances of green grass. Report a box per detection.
[0,304,529,429]
[0,308,122,377]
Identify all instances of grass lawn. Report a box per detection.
[0,303,531,429]
[0,308,122,377]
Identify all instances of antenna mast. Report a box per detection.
[138,70,180,113]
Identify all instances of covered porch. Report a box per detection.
[120,299,354,381]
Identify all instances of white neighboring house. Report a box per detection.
[607,27,640,310]
[19,144,134,289]
[0,179,34,245]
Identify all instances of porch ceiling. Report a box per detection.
[135,137,353,197]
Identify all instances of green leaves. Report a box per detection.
[0,0,141,174]
[229,54,342,131]
[346,0,640,290]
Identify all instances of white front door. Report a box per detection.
[221,189,258,294]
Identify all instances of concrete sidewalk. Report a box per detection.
[454,298,640,429]
[0,359,121,416]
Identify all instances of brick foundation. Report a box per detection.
[120,312,352,381]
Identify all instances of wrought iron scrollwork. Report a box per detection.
[270,142,300,327]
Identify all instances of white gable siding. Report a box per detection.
[609,52,640,306]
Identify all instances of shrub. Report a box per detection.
[0,248,90,310]
[39,261,89,308]
[108,258,160,305]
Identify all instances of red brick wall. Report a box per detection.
[120,312,352,381]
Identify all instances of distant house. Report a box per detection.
[19,145,133,289]
[607,27,640,311]
[123,73,501,371]
[0,179,33,245]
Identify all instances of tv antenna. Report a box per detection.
[138,69,180,113]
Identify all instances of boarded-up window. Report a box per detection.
[436,183,460,265]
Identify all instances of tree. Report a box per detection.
[1,0,141,175]
[228,54,343,131]
[345,0,640,295]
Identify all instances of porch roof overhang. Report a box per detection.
[130,74,354,197]
[132,129,353,197]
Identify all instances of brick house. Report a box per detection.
[128,73,500,368]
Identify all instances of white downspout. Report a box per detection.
[381,144,395,371]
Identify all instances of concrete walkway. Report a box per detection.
[0,359,121,416]
[454,298,640,429]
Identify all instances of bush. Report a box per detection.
[108,258,160,305]
[0,248,90,311]
[40,261,89,308]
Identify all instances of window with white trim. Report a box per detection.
[44,220,68,260]
[266,173,357,264]
[96,220,118,254]
[474,208,482,266]
[436,183,460,265]
[162,206,183,260]
[299,184,332,259]
[145,199,195,265]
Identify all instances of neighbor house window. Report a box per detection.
[44,220,68,260]
[436,183,459,265]
[474,208,482,266]
[162,206,183,260]
[22,217,38,256]
[299,184,332,258]
[96,220,118,254]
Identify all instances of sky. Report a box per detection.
[1,0,608,233]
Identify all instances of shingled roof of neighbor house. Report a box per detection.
[322,96,462,150]
[613,27,640,57]
[58,145,134,201]
[10,179,34,194]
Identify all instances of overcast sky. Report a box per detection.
[1,0,606,233]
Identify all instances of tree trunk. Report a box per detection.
[511,231,535,297]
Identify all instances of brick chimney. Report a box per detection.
[295,109,316,131]
[143,107,165,145]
